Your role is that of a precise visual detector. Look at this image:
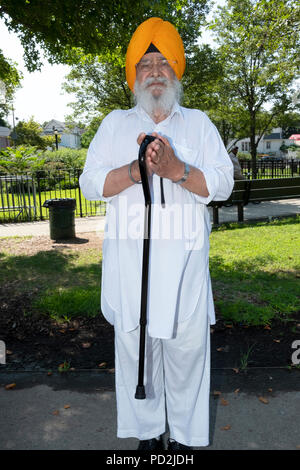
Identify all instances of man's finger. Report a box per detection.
[137,132,146,145]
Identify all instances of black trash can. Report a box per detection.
[43,198,76,240]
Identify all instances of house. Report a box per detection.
[0,126,11,149]
[42,119,84,149]
[288,134,300,146]
[231,128,299,157]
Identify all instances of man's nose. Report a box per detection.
[151,62,161,76]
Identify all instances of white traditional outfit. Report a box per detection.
[79,103,233,446]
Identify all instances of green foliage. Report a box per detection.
[0,0,209,71]
[14,117,57,150]
[210,217,300,326]
[33,287,100,321]
[181,44,224,111]
[209,0,299,160]
[62,57,133,122]
[0,145,45,174]
[0,50,22,120]
[80,116,103,148]
[43,147,87,170]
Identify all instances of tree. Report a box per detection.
[62,55,133,123]
[0,0,209,71]
[0,51,22,123]
[14,117,57,150]
[181,44,224,111]
[80,116,103,148]
[210,0,300,175]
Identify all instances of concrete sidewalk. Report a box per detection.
[0,199,299,452]
[0,369,299,450]
[0,199,299,238]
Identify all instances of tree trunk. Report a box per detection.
[250,111,257,179]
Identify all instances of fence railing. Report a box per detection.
[240,159,300,179]
[0,169,106,223]
[0,161,299,223]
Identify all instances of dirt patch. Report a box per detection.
[0,232,104,256]
[0,232,299,373]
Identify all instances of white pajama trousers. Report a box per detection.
[114,310,211,447]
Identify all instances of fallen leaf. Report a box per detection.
[221,425,231,431]
[64,405,70,409]
[108,368,115,373]
[268,388,273,392]
[264,325,271,330]
[225,324,233,328]
[59,329,66,334]
[217,347,225,352]
[258,396,269,404]
[6,350,13,355]
[221,398,229,406]
[98,362,107,368]
[47,371,53,376]
[273,339,280,343]
[234,388,240,394]
[52,410,59,416]
[81,342,91,349]
[5,383,16,390]
[213,390,222,396]
[232,368,239,374]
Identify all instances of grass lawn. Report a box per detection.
[0,216,299,326]
[209,216,299,326]
[0,187,105,221]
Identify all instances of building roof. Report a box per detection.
[263,133,281,140]
[0,126,10,137]
[289,134,300,140]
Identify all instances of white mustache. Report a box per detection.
[143,77,168,87]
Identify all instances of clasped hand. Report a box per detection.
[137,132,184,181]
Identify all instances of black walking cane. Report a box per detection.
[135,135,156,400]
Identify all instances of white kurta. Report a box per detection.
[79,103,234,339]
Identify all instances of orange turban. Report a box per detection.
[125,17,186,92]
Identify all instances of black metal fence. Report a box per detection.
[0,169,106,223]
[0,160,299,223]
[240,159,300,179]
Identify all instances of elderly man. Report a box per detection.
[79,17,234,451]
[228,146,244,180]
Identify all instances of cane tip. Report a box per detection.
[135,385,146,399]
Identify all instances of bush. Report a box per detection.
[0,146,45,174]
[43,148,87,170]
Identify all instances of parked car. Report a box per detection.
[259,156,286,169]
[260,156,284,162]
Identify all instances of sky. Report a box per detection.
[0,5,221,128]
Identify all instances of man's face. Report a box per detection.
[135,52,175,98]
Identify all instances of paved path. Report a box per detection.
[0,369,299,451]
[0,199,299,238]
[1,199,299,452]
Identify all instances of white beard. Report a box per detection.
[134,76,182,118]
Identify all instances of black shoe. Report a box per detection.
[167,439,192,451]
[137,436,164,451]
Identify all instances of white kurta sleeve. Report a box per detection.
[195,114,234,205]
[79,113,115,202]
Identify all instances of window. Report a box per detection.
[266,141,271,149]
